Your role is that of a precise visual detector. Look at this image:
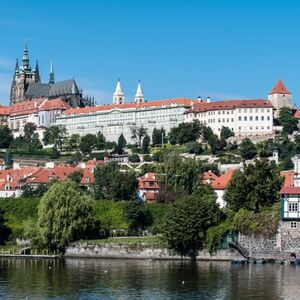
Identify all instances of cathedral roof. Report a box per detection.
[25,80,79,99]
[269,80,291,95]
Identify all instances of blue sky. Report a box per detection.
[1,0,300,106]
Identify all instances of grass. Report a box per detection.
[77,236,166,248]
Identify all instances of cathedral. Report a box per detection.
[10,43,93,108]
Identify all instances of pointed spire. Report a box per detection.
[269,80,291,95]
[34,60,41,82]
[14,58,19,74]
[49,59,55,84]
[113,79,124,104]
[135,80,144,103]
[22,40,30,70]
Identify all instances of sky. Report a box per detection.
[1,0,300,106]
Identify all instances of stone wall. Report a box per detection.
[65,243,243,261]
[280,221,300,252]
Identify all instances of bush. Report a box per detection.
[143,154,151,162]
[129,154,140,163]
[185,142,203,155]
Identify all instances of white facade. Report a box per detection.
[55,99,193,143]
[184,100,274,138]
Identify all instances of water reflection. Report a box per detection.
[0,258,300,299]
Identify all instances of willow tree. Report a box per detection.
[37,181,96,252]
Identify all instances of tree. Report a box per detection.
[152,127,167,146]
[79,134,97,155]
[240,138,257,160]
[37,181,96,251]
[220,126,234,140]
[185,142,203,155]
[113,133,127,154]
[124,201,153,235]
[0,209,10,245]
[129,153,140,163]
[67,169,84,184]
[24,122,36,142]
[95,132,106,150]
[94,161,138,200]
[4,150,13,169]
[224,159,284,212]
[0,125,13,149]
[141,134,151,154]
[131,126,147,150]
[162,189,220,260]
[278,107,298,135]
[66,134,81,151]
[43,126,66,150]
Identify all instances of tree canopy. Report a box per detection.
[224,159,283,212]
[0,125,13,149]
[277,107,298,135]
[37,181,96,251]
[240,138,257,160]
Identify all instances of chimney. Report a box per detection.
[197,96,202,102]
[207,96,211,103]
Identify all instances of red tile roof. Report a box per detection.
[0,106,10,115]
[185,99,273,114]
[211,169,235,190]
[80,168,95,185]
[280,171,294,187]
[280,186,300,195]
[294,110,300,119]
[64,98,194,116]
[138,172,160,190]
[269,80,291,95]
[202,171,218,181]
[10,98,71,117]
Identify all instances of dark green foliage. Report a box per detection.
[38,181,97,251]
[225,159,283,212]
[162,188,220,259]
[143,154,151,162]
[129,153,140,163]
[95,132,106,150]
[240,138,257,160]
[22,184,48,198]
[141,135,151,154]
[68,151,83,164]
[152,127,167,146]
[131,126,147,150]
[113,134,127,154]
[79,134,97,155]
[49,147,60,159]
[0,209,10,244]
[0,125,13,149]
[220,126,234,140]
[256,140,273,158]
[43,126,66,150]
[67,169,84,184]
[94,162,138,200]
[185,141,203,155]
[124,201,153,235]
[4,150,13,168]
[65,134,81,151]
[277,107,298,135]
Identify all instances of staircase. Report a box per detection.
[229,241,250,259]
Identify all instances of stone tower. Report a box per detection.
[10,42,41,105]
[113,79,125,105]
[268,80,292,116]
[134,80,144,103]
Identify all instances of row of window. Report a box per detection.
[238,116,270,121]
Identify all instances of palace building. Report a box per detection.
[10,43,92,108]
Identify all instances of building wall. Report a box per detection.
[55,105,187,143]
[184,106,273,137]
[268,93,292,117]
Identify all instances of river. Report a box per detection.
[0,258,300,299]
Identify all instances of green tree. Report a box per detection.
[0,125,13,149]
[4,150,13,168]
[43,126,66,150]
[240,138,257,160]
[37,181,96,251]
[129,153,140,163]
[162,189,220,260]
[67,169,84,184]
[95,132,106,150]
[224,159,284,212]
[141,134,151,154]
[124,201,153,235]
[152,127,167,146]
[278,107,298,135]
[24,122,37,142]
[131,126,147,150]
[0,209,10,245]
[185,142,203,154]
[113,133,127,154]
[220,126,235,140]
[79,134,97,155]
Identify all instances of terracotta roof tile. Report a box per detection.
[269,80,291,95]
[280,186,300,194]
[280,171,294,187]
[0,106,10,115]
[211,169,235,190]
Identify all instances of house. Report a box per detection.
[201,170,218,185]
[211,169,235,208]
[0,106,10,126]
[138,172,160,202]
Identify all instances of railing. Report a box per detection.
[228,241,250,259]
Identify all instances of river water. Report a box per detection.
[0,258,299,299]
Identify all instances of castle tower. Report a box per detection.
[268,80,292,116]
[10,42,41,105]
[134,80,144,103]
[113,79,124,105]
[49,59,55,84]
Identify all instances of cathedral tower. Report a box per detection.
[113,79,125,105]
[268,80,292,117]
[10,42,41,105]
[134,80,144,103]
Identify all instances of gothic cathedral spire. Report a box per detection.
[35,60,41,83]
[22,40,30,71]
[49,59,55,84]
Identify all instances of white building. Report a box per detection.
[9,98,71,140]
[184,99,274,138]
